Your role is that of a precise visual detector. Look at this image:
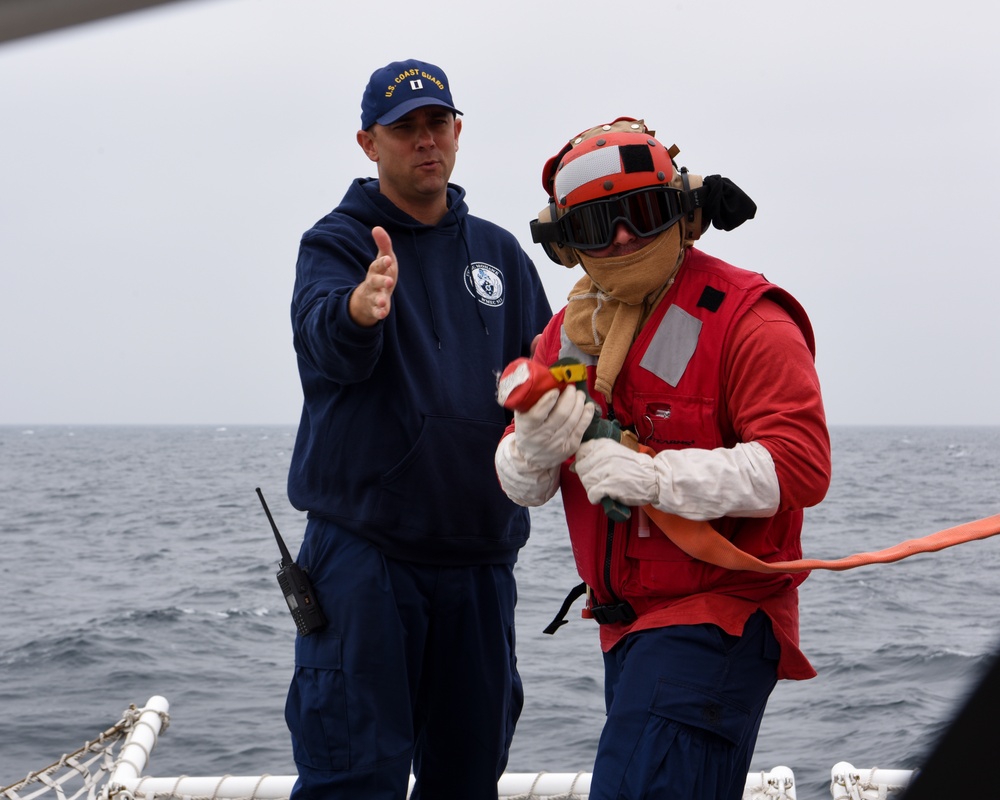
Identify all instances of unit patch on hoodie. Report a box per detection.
[464,262,505,307]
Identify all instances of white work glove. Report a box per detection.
[495,434,561,507]
[512,385,594,469]
[572,438,781,521]
[572,438,659,508]
[494,385,594,508]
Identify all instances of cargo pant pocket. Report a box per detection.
[285,633,350,771]
[649,678,751,745]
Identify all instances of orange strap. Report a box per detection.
[642,507,1000,573]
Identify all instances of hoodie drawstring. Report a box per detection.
[455,210,490,338]
[408,229,444,349]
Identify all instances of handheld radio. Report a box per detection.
[256,488,327,636]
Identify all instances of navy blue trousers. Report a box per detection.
[284,518,523,800]
[589,611,780,800]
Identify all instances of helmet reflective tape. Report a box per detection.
[554,146,626,203]
[554,144,660,204]
[552,132,674,210]
[541,118,652,196]
[557,186,683,250]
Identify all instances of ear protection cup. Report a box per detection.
[675,167,707,247]
[529,201,580,268]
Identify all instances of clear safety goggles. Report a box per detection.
[558,186,684,250]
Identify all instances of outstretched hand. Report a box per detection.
[349,226,397,327]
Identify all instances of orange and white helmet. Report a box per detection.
[531,119,705,267]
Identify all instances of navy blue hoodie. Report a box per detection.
[288,178,553,565]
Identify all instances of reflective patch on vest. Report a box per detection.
[640,304,702,387]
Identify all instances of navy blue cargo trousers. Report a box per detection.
[284,518,523,800]
[589,610,780,800]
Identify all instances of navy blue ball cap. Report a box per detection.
[360,59,463,130]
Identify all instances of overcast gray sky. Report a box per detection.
[1,0,997,426]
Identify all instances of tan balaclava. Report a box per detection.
[566,225,683,402]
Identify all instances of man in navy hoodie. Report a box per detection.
[283,59,553,800]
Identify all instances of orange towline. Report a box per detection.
[642,507,1000,574]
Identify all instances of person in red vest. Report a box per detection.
[495,118,832,800]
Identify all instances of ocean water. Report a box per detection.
[1,425,998,799]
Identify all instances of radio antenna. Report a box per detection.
[256,487,293,567]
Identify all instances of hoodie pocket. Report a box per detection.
[373,415,519,541]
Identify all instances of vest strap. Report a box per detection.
[588,599,638,626]
[543,582,587,635]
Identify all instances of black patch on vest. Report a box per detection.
[620,145,655,174]
[697,285,726,312]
